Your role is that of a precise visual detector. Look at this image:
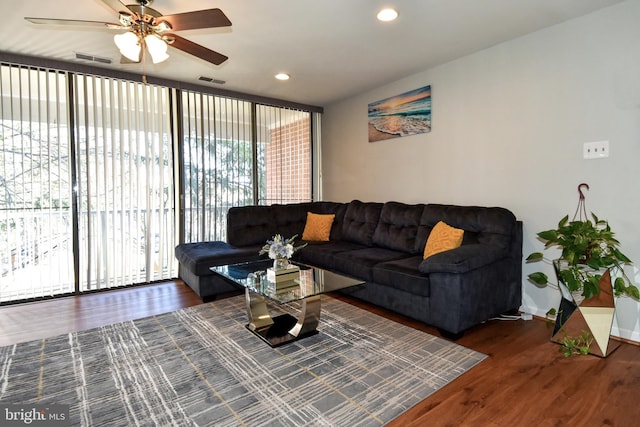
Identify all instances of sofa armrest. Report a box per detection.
[418,244,507,274]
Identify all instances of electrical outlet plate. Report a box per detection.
[583,141,609,159]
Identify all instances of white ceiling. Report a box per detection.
[0,0,625,107]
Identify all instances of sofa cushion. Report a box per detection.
[341,200,383,246]
[295,241,367,271]
[419,244,507,274]
[175,241,262,276]
[372,202,424,253]
[331,247,409,282]
[302,212,335,241]
[423,221,464,259]
[372,256,430,297]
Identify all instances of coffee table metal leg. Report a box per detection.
[288,295,321,337]
[244,288,322,346]
[245,288,274,331]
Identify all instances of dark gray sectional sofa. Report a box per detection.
[175,200,522,338]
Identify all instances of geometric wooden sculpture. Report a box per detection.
[551,269,620,357]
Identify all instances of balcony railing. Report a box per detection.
[0,208,177,303]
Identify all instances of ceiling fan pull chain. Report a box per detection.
[142,44,148,84]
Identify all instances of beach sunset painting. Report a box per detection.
[368,85,431,142]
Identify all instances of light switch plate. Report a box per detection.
[583,141,609,159]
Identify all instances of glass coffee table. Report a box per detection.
[211,259,364,347]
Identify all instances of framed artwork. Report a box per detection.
[368,85,431,142]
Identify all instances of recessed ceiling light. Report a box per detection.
[377,8,398,22]
[275,73,290,81]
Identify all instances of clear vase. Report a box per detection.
[273,257,289,271]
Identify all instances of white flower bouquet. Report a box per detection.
[259,234,307,260]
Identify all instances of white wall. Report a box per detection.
[322,0,640,341]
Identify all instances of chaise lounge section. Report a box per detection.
[174,200,522,337]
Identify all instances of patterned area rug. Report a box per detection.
[0,295,486,426]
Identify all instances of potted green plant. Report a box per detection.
[527,213,638,300]
[527,212,639,356]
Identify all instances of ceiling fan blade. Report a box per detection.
[159,9,231,32]
[25,17,123,29]
[168,34,228,65]
[100,0,131,14]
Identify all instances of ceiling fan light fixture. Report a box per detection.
[27,2,231,67]
[114,32,141,62]
[377,8,398,22]
[145,34,169,63]
[154,20,172,33]
[118,12,134,27]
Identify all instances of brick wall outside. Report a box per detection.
[264,118,311,204]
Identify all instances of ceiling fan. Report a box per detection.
[25,0,232,66]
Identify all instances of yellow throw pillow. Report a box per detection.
[302,212,335,241]
[423,221,464,259]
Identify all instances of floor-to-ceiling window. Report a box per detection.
[0,58,316,304]
[0,65,74,301]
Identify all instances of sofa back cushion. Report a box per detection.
[341,200,383,246]
[271,203,313,239]
[227,202,347,247]
[227,205,275,246]
[372,202,424,253]
[327,203,347,241]
[415,204,517,253]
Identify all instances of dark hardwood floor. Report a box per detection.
[0,281,205,346]
[1,281,639,426]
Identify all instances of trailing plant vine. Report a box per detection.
[559,330,594,357]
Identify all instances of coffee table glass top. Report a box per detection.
[211,259,364,304]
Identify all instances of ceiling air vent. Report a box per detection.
[198,76,226,85]
[75,52,112,64]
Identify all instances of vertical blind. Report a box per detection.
[181,91,253,243]
[0,65,74,302]
[73,75,176,291]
